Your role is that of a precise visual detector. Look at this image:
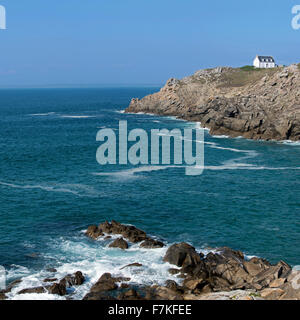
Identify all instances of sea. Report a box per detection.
[0,88,299,300]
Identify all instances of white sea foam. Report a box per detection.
[0,182,101,197]
[29,112,56,116]
[59,115,95,119]
[5,238,180,300]
[92,165,181,180]
[281,140,300,146]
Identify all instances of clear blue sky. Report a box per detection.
[0,0,299,87]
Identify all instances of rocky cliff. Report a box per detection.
[126,64,300,141]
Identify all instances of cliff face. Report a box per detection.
[126,64,300,141]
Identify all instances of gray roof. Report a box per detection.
[257,56,275,63]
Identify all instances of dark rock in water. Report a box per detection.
[99,220,148,243]
[18,286,48,294]
[43,278,58,283]
[86,220,164,248]
[104,235,112,240]
[120,263,143,270]
[46,268,57,273]
[60,271,85,287]
[109,237,129,250]
[48,282,67,296]
[85,225,104,239]
[140,239,164,249]
[163,243,201,268]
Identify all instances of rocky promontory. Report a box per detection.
[126,64,300,141]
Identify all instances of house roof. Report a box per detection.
[257,56,275,63]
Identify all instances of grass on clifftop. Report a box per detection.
[218,66,281,88]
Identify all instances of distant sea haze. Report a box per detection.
[0,88,299,299]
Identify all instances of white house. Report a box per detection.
[253,55,276,68]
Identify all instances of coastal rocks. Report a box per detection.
[83,273,131,300]
[163,243,294,296]
[183,289,260,300]
[17,271,85,297]
[117,289,142,300]
[140,239,164,249]
[85,225,104,239]
[163,243,201,268]
[145,285,183,300]
[48,282,67,296]
[109,237,129,250]
[18,286,48,295]
[85,220,165,249]
[60,271,85,287]
[125,64,300,141]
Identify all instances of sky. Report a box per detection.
[0,0,299,87]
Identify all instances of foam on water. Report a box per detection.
[0,181,102,197]
[5,236,180,300]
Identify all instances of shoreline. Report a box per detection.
[122,109,300,146]
[1,221,299,301]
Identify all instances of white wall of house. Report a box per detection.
[253,56,275,68]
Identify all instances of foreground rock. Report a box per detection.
[126,64,300,141]
[83,273,130,300]
[162,243,299,299]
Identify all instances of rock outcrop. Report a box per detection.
[85,220,165,249]
[126,64,300,141]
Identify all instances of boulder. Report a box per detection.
[109,237,129,250]
[86,273,130,298]
[60,271,85,287]
[140,239,164,249]
[48,282,67,296]
[269,278,286,288]
[18,286,48,294]
[163,243,201,268]
[99,220,147,243]
[260,288,285,300]
[165,280,184,293]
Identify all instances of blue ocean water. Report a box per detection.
[0,88,299,299]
